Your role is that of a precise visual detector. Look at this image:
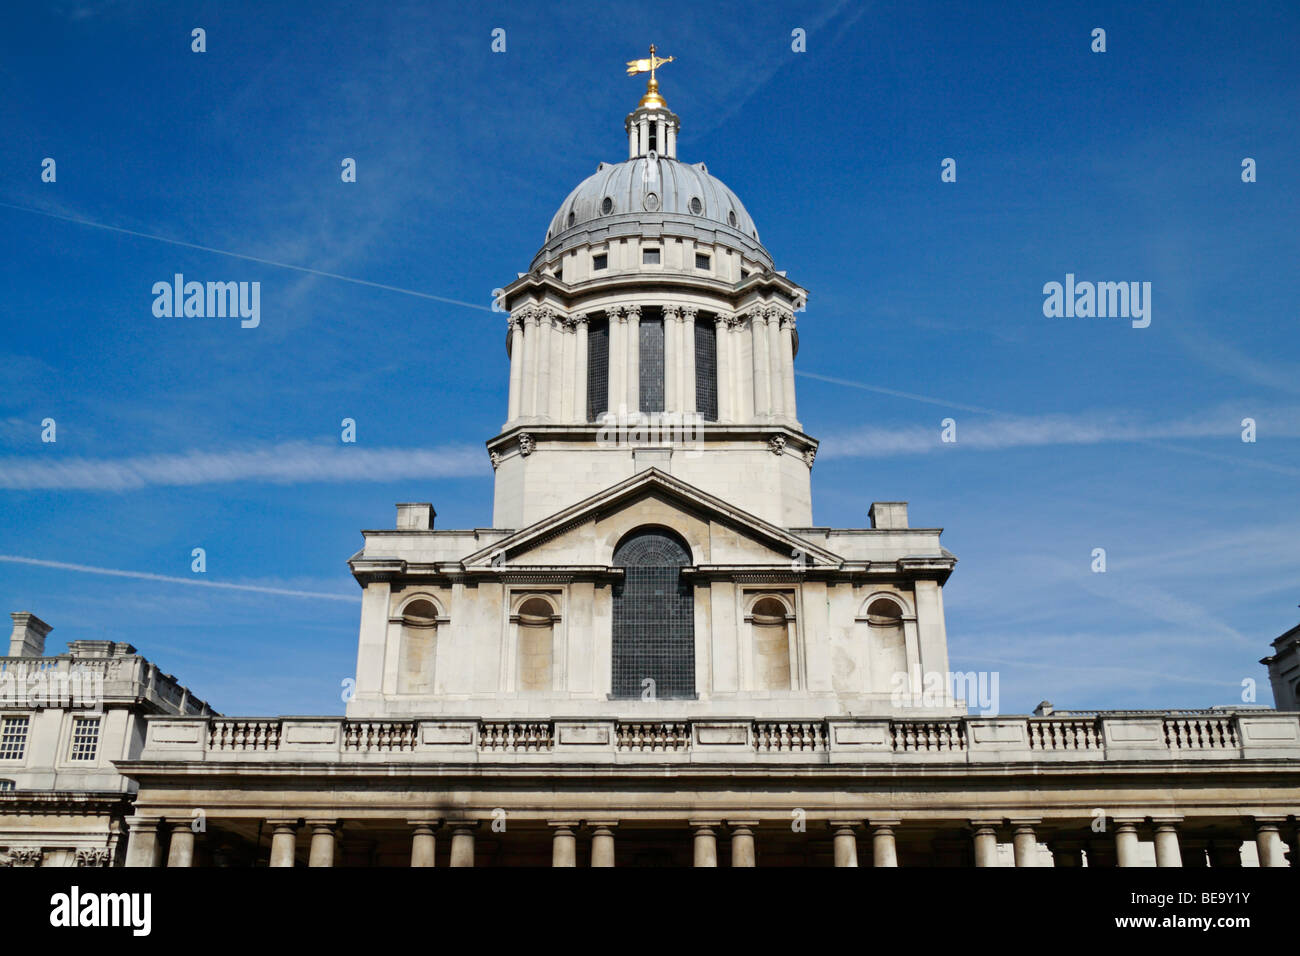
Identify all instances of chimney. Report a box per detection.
[1034,700,1054,717]
[396,503,435,530]
[8,612,53,658]
[868,502,909,529]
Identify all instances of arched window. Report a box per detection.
[612,529,694,699]
[865,598,907,695]
[515,597,556,692]
[749,596,792,690]
[397,599,439,694]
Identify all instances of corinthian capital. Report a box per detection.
[624,304,642,320]
[681,305,699,322]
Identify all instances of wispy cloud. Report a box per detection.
[0,440,487,491]
[0,555,359,601]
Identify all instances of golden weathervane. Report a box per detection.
[626,44,674,110]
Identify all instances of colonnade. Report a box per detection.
[124,814,1298,867]
[505,301,798,427]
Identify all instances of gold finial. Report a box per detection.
[626,43,674,109]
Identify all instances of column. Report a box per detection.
[691,821,719,867]
[306,820,337,867]
[971,821,1000,867]
[268,820,298,867]
[829,821,860,867]
[666,123,676,158]
[750,308,770,419]
[1113,820,1141,868]
[573,314,589,422]
[166,826,195,867]
[766,306,785,417]
[779,311,797,419]
[535,308,553,420]
[681,306,697,416]
[870,820,899,867]
[625,305,640,414]
[519,307,537,420]
[628,123,637,159]
[409,820,438,867]
[639,117,648,155]
[1011,820,1039,867]
[589,822,617,867]
[550,821,578,867]
[448,822,477,867]
[607,307,624,419]
[548,312,566,419]
[1153,819,1182,867]
[123,816,162,868]
[729,821,757,867]
[507,316,524,422]
[715,315,732,421]
[663,306,679,412]
[1254,819,1288,867]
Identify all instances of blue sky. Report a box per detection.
[1,0,1296,715]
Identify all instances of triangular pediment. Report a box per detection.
[460,468,843,570]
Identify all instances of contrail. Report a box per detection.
[0,199,492,312]
[0,555,360,602]
[794,370,1003,415]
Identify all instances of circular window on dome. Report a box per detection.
[567,211,576,227]
[643,191,660,212]
[689,197,702,215]
[728,210,737,227]
[601,196,613,215]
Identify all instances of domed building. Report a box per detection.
[98,65,1300,869]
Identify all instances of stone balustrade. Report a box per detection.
[139,711,1300,764]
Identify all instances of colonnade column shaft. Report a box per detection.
[779,312,797,419]
[625,305,640,413]
[638,117,648,155]
[750,309,770,419]
[548,312,566,419]
[448,823,477,867]
[691,821,720,867]
[666,124,676,158]
[573,314,588,422]
[507,315,524,422]
[871,820,899,867]
[268,820,298,867]
[681,306,697,415]
[589,822,617,867]
[729,821,758,867]
[123,816,162,868]
[519,309,537,420]
[306,820,337,867]
[550,822,578,867]
[1153,819,1183,867]
[663,306,679,412]
[1254,819,1288,867]
[1114,821,1141,867]
[166,827,195,867]
[766,307,785,417]
[1011,820,1039,867]
[715,315,732,421]
[606,308,623,418]
[534,310,553,420]
[829,821,860,867]
[971,822,1000,867]
[409,821,438,867]
[628,124,637,159]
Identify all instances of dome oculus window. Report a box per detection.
[643,191,660,212]
[567,211,576,227]
[689,197,703,215]
[601,196,614,215]
[728,210,737,227]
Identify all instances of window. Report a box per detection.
[695,253,710,271]
[0,779,13,792]
[689,197,702,215]
[642,248,660,265]
[0,717,29,760]
[69,717,100,761]
[864,598,908,695]
[601,197,613,214]
[740,268,750,280]
[728,210,737,227]
[638,310,664,413]
[397,599,439,694]
[592,253,608,271]
[567,211,576,227]
[694,317,718,421]
[586,315,609,421]
[611,530,694,699]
